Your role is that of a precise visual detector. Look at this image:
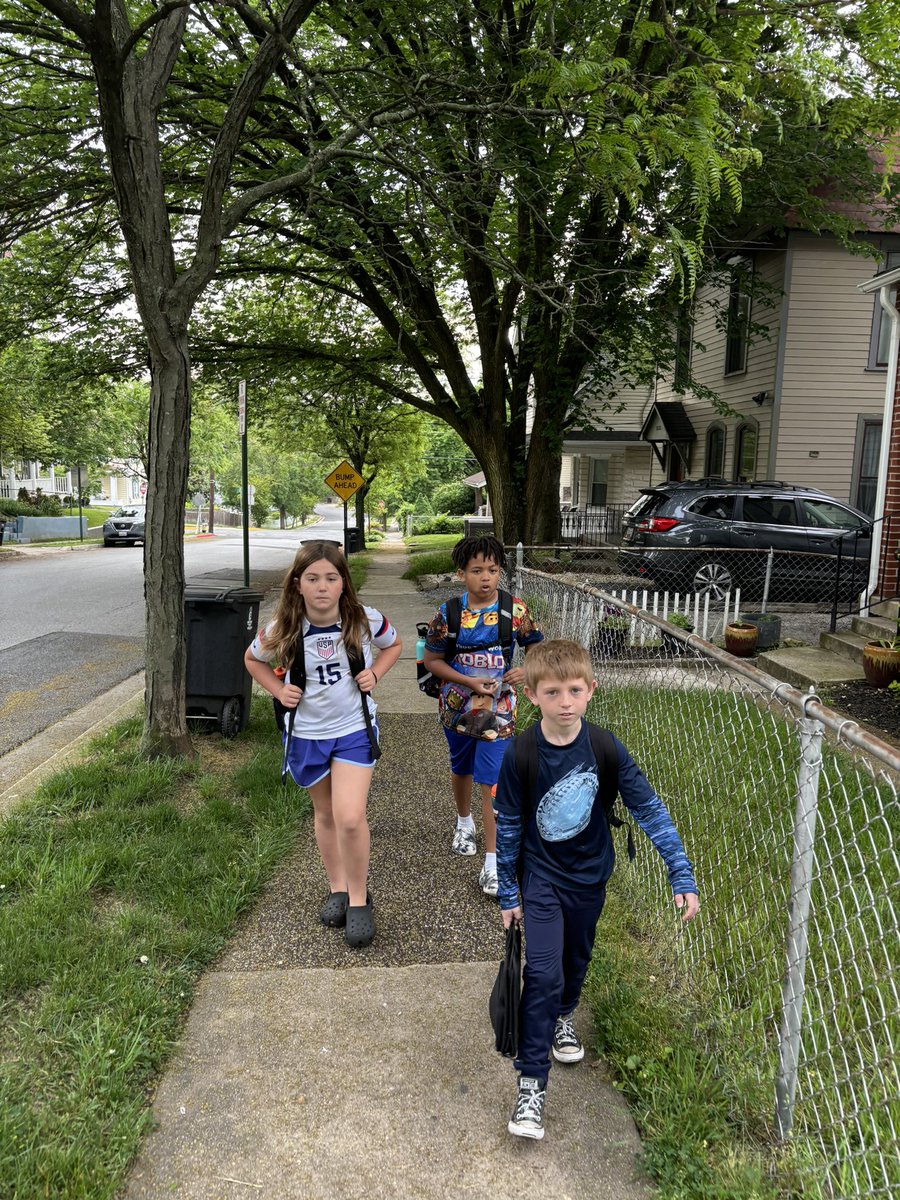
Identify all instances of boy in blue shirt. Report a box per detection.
[495,639,699,1140]
[423,535,543,896]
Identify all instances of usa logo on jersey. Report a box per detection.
[316,637,335,660]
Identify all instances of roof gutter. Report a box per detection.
[858,265,900,612]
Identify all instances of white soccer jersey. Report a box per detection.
[249,606,397,740]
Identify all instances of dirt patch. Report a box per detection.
[823,680,900,747]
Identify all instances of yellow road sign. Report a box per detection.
[324,460,365,500]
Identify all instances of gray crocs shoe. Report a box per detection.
[319,891,349,927]
[344,895,375,948]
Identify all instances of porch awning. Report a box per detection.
[463,471,486,489]
[640,401,696,470]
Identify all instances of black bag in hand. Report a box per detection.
[488,922,521,1058]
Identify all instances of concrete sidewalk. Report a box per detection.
[122,542,652,1199]
[1,537,652,1198]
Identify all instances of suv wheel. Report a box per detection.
[691,559,734,600]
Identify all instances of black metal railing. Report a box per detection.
[559,504,629,545]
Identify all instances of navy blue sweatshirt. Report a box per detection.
[494,721,697,910]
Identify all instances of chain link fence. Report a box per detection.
[511,564,898,1199]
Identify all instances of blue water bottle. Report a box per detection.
[416,623,429,690]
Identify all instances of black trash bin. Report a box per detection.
[345,526,361,554]
[184,584,263,738]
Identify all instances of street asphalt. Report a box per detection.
[1,538,654,1199]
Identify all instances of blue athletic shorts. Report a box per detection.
[443,726,508,786]
[284,726,379,788]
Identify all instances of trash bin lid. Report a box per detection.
[184,584,264,605]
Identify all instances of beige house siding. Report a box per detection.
[657,251,784,481]
[773,236,887,501]
[562,382,654,508]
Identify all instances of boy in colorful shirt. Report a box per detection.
[495,639,699,1140]
[423,535,543,896]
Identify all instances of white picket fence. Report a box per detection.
[604,586,743,643]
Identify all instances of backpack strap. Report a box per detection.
[280,630,306,781]
[587,724,635,861]
[497,589,514,668]
[346,643,382,761]
[443,595,463,664]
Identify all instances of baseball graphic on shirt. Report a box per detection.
[535,765,598,841]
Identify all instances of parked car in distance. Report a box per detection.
[617,479,871,601]
[102,505,146,547]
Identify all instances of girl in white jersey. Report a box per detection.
[244,542,401,947]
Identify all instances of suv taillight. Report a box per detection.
[638,517,680,533]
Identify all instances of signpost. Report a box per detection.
[324,461,365,555]
[239,381,249,586]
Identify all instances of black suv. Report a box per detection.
[617,479,871,601]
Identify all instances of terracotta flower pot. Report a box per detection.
[724,623,758,657]
[861,642,900,689]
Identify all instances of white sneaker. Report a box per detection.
[508,1076,546,1139]
[451,826,477,856]
[478,865,499,896]
[552,1013,585,1063]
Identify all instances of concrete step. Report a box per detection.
[819,629,870,664]
[851,614,900,642]
[870,599,900,620]
[757,646,866,690]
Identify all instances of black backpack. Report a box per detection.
[417,589,514,699]
[276,630,380,781]
[513,722,635,862]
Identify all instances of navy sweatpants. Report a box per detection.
[514,871,607,1084]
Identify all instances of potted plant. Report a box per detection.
[724,618,758,657]
[594,615,631,657]
[662,611,694,656]
[741,611,782,651]
[862,631,900,689]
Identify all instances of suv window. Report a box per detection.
[799,498,868,531]
[688,494,735,520]
[628,492,667,519]
[740,496,798,525]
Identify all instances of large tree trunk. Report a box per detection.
[141,335,193,758]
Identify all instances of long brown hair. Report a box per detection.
[261,541,370,668]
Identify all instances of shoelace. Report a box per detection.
[556,1016,577,1045]
[515,1084,544,1122]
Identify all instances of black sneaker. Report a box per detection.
[507,1076,546,1139]
[552,1013,584,1063]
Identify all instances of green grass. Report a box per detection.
[347,552,370,591]
[404,533,459,554]
[0,697,309,1200]
[578,683,899,1199]
[402,548,455,579]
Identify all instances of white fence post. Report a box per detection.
[775,688,824,1139]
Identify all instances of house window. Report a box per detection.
[724,262,751,375]
[674,305,693,390]
[868,251,900,369]
[590,458,608,506]
[705,425,726,478]
[852,417,882,516]
[734,421,758,482]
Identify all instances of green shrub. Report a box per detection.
[4,490,65,516]
[431,482,473,515]
[412,513,464,535]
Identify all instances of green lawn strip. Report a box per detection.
[347,552,369,590]
[401,548,455,579]
[0,698,309,1200]
[582,684,897,1198]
